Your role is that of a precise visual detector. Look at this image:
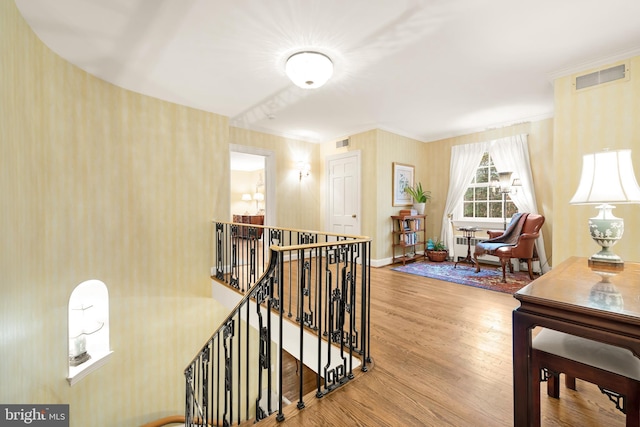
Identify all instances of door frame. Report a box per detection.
[325,150,362,236]
[229,144,276,226]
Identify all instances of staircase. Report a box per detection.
[184,221,372,426]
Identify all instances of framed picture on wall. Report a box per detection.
[392,162,414,206]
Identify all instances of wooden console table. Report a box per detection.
[513,257,640,426]
[232,214,264,239]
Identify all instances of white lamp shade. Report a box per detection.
[285,51,333,89]
[253,192,264,201]
[570,149,640,204]
[241,193,252,201]
[498,171,513,188]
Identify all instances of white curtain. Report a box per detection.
[440,141,488,257]
[489,134,549,272]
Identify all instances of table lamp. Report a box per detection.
[570,149,640,269]
[253,192,264,213]
[241,193,252,214]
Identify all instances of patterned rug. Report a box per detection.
[391,260,533,294]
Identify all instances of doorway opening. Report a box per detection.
[229,145,276,226]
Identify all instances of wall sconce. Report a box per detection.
[298,162,310,180]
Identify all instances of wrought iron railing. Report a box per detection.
[185,222,372,426]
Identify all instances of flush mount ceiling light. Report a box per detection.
[285,51,333,89]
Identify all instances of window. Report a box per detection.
[462,153,518,220]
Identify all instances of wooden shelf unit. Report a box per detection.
[391,215,426,265]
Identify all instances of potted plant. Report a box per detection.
[427,239,448,262]
[404,182,431,215]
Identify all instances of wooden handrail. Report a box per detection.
[213,219,371,241]
[268,237,371,253]
[140,415,185,427]
[140,415,215,427]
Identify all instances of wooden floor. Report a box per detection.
[261,262,627,427]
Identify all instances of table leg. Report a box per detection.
[454,235,477,268]
[513,310,535,427]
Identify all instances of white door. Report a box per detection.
[327,151,361,236]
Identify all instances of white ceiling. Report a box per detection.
[15,0,640,143]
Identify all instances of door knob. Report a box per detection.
[352,214,357,218]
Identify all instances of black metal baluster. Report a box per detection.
[276,254,285,422]
[216,337,220,426]
[266,275,273,418]
[215,223,224,281]
[223,319,234,426]
[297,247,306,409]
[315,249,325,398]
[245,300,250,422]
[254,276,268,422]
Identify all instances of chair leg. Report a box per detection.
[626,385,640,427]
[565,375,576,390]
[499,258,508,283]
[474,254,480,273]
[527,259,535,280]
[547,371,560,398]
[532,358,542,427]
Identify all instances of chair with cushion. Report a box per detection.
[532,328,640,427]
[473,213,545,282]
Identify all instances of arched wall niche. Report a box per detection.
[67,279,113,386]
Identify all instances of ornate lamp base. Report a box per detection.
[69,351,91,367]
[588,204,624,269]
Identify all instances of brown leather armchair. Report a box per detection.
[474,213,545,282]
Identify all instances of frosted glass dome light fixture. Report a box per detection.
[285,51,333,89]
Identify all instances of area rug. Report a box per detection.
[391,260,532,294]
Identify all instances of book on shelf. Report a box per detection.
[400,232,418,245]
[401,219,420,231]
[398,218,421,230]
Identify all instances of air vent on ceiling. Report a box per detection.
[575,64,627,90]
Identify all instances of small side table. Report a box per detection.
[455,226,479,268]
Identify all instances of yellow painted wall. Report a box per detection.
[553,57,640,264]
[1,2,228,425]
[375,130,425,260]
